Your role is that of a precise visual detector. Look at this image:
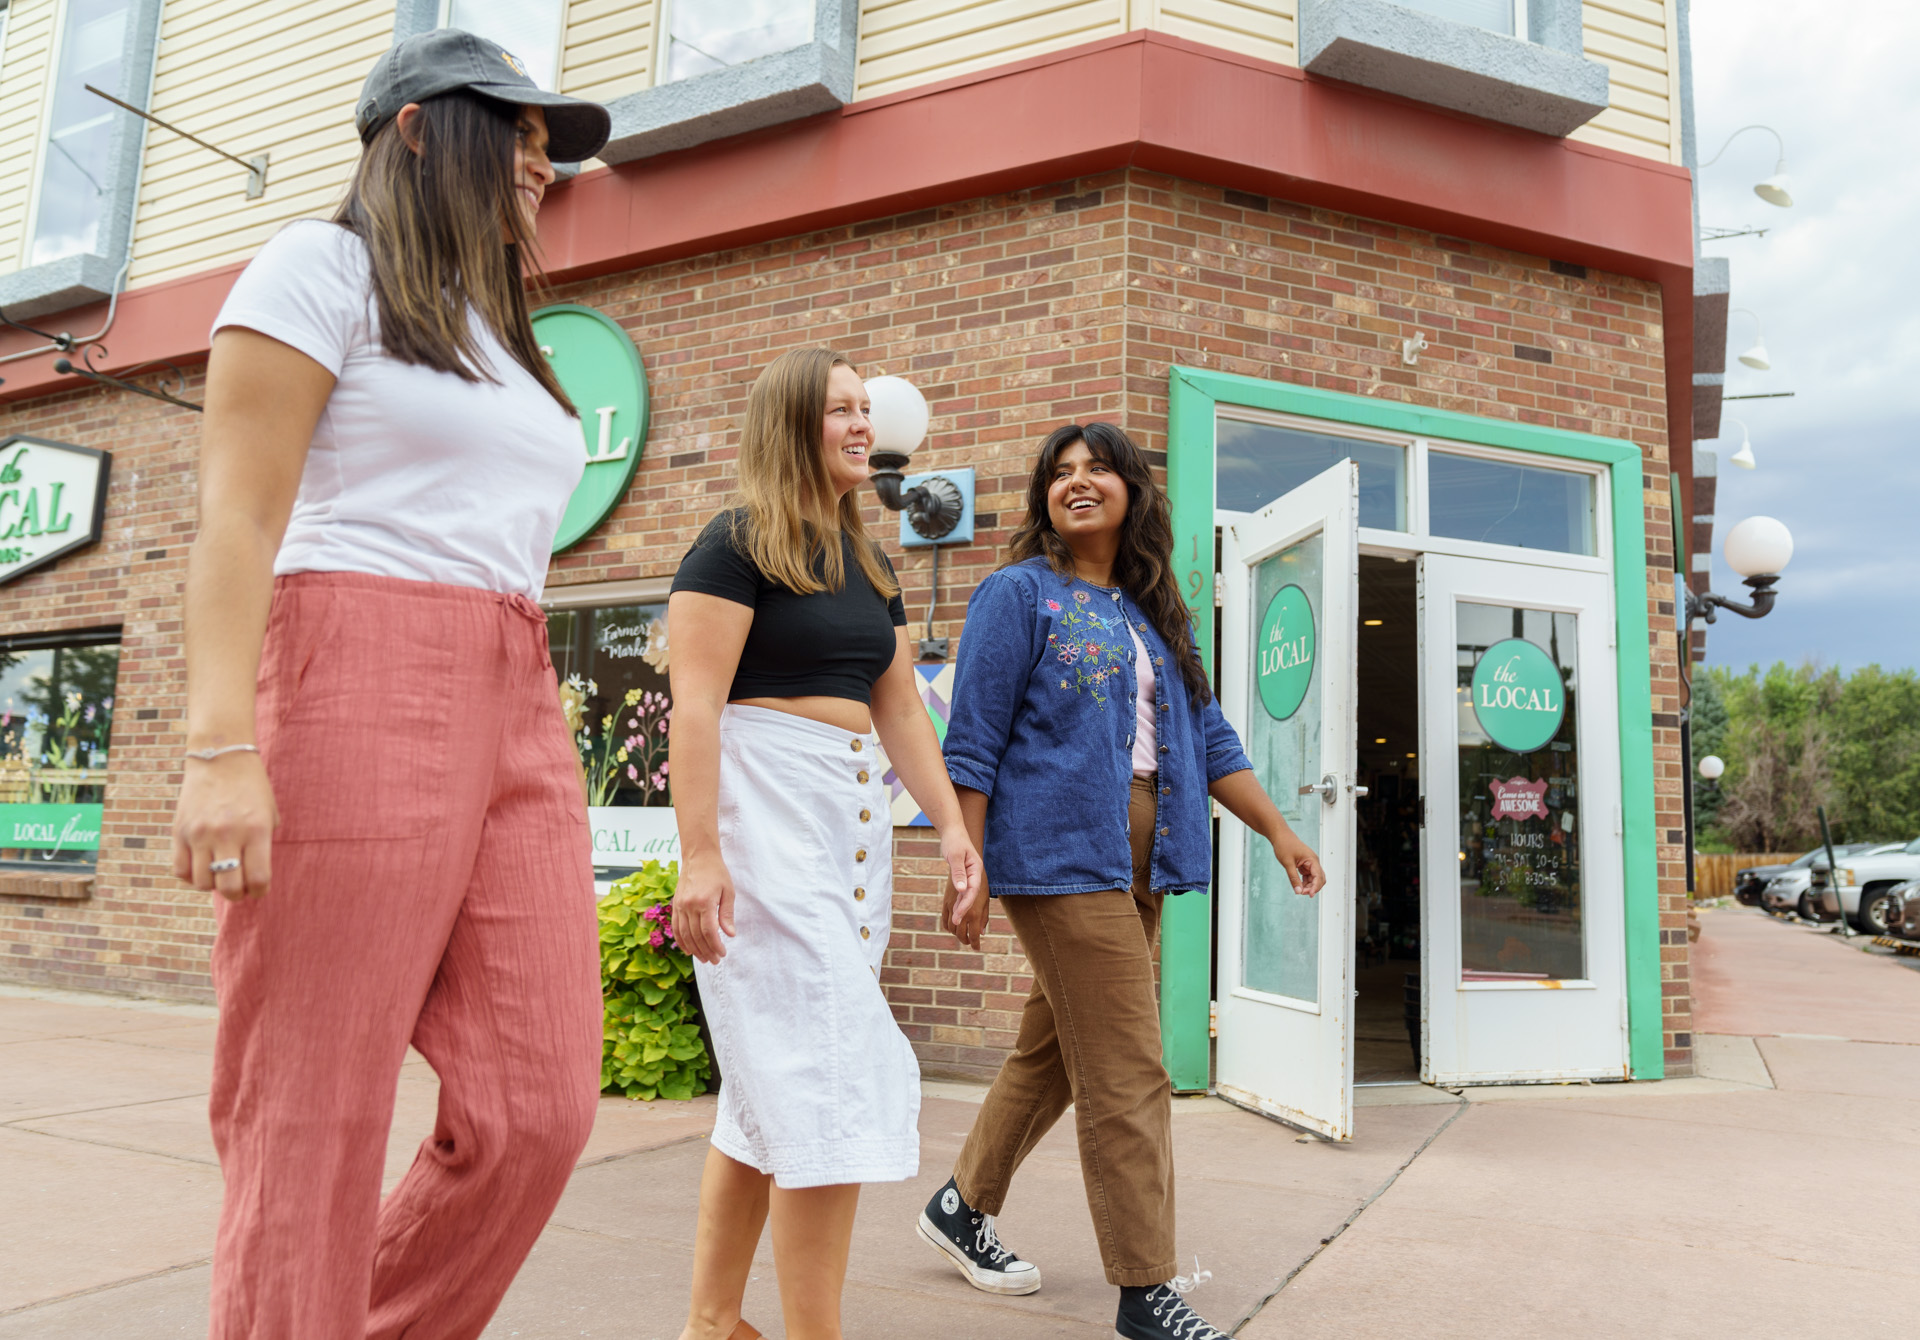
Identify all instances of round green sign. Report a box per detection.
[1256,584,1315,720]
[1470,638,1567,754]
[532,303,649,552]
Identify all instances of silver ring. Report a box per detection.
[209,858,241,874]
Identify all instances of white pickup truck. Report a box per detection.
[1819,836,1920,933]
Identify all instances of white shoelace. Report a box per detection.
[971,1213,1016,1266]
[1149,1259,1224,1339]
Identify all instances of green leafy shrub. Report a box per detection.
[599,861,711,1101]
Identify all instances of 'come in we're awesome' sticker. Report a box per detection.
[533,304,650,552]
[1256,584,1316,721]
[1470,637,1568,754]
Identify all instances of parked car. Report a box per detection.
[1751,844,1886,916]
[1885,880,1920,940]
[1814,836,1920,933]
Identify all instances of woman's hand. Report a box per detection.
[1270,829,1326,898]
[673,850,737,964]
[172,754,279,900]
[939,828,985,945]
[942,862,991,950]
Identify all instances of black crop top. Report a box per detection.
[671,509,908,705]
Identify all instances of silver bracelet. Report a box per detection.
[184,743,260,762]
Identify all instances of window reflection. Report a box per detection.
[31,0,133,266]
[1396,0,1518,37]
[444,0,565,91]
[664,0,813,84]
[550,604,673,808]
[0,637,119,869]
[1216,417,1407,530]
[1429,451,1595,555]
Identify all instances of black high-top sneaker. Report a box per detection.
[1114,1280,1231,1339]
[916,1176,1042,1295]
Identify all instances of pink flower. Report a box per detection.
[1073,590,1091,604]
[1086,643,1100,656]
[627,764,639,781]
[649,928,665,948]
[1046,599,1061,611]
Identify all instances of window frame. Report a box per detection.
[0,624,122,873]
[0,0,162,322]
[436,0,567,92]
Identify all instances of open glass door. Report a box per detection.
[1419,555,1628,1083]
[1215,462,1360,1139]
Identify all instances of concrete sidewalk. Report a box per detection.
[2,906,1915,1337]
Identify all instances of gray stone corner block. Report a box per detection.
[1691,371,1724,443]
[1693,255,1729,374]
[0,254,127,323]
[1298,0,1609,138]
[1692,446,1719,478]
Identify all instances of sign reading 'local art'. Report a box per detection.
[0,436,110,585]
[532,304,650,552]
[1256,583,1315,720]
[1469,637,1567,754]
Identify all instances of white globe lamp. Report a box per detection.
[1698,755,1725,782]
[865,375,930,458]
[1724,516,1793,578]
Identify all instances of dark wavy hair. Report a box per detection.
[1006,422,1211,704]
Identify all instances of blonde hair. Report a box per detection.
[734,347,899,599]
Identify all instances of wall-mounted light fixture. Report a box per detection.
[1730,308,1771,370]
[865,375,971,660]
[1685,516,1793,625]
[1719,416,1757,470]
[1702,124,1795,208]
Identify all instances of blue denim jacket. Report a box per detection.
[944,558,1254,896]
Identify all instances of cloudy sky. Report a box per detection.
[1688,1,1920,674]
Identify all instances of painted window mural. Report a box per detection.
[0,634,119,867]
[550,603,672,808]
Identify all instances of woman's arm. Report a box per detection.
[171,329,334,901]
[1209,768,1327,897]
[871,629,983,935]
[664,591,752,964]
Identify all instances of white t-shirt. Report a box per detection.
[211,221,584,599]
[1129,621,1157,776]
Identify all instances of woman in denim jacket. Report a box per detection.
[915,422,1325,1340]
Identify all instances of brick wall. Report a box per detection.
[0,167,1690,1075]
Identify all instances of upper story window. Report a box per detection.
[30,0,136,267]
[440,0,563,91]
[1397,0,1523,39]
[662,0,814,85]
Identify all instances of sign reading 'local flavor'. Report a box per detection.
[532,304,650,552]
[1256,583,1315,720]
[0,436,110,585]
[1470,637,1567,754]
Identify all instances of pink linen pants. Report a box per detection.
[208,573,602,1340]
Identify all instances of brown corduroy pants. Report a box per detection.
[953,774,1176,1287]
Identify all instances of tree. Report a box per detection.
[1829,667,1920,842]
[1705,662,1840,852]
[1688,668,1729,834]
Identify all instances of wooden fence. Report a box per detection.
[1693,853,1798,900]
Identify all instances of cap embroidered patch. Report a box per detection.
[499,50,527,78]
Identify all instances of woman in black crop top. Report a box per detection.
[666,347,981,1340]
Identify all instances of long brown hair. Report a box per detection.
[734,347,899,598]
[332,91,573,413]
[1008,422,1211,703]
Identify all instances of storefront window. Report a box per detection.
[1454,602,1584,981]
[1397,0,1520,38]
[441,0,564,91]
[1428,450,1596,555]
[30,0,136,266]
[550,603,672,808]
[0,633,118,868]
[661,0,813,84]
[1216,415,1408,530]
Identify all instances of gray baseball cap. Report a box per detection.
[356,28,611,163]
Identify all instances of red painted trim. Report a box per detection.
[1,29,1693,450]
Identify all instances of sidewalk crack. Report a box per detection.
[1229,1096,1470,1335]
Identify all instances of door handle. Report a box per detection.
[1350,783,1370,798]
[1298,775,1337,805]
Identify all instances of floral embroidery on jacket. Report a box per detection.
[1042,590,1124,707]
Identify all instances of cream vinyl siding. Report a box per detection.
[1570,0,1681,164]
[855,0,1129,101]
[559,0,654,103]
[1150,0,1295,67]
[127,0,394,288]
[0,0,56,273]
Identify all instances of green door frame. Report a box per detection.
[1159,365,1665,1089]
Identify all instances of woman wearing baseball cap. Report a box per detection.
[172,30,611,1337]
